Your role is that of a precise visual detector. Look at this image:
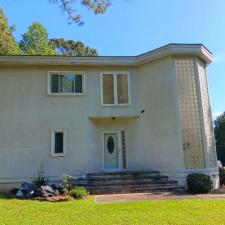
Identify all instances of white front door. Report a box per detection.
[103,132,120,170]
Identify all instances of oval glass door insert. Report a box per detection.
[107,136,115,154]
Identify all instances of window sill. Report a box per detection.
[101,104,131,107]
[47,93,85,97]
[50,154,66,157]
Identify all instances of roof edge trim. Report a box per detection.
[0,44,212,66]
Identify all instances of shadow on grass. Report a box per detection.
[0,192,14,200]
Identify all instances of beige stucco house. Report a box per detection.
[0,44,219,191]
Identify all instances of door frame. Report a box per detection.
[101,130,122,171]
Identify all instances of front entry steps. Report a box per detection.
[74,170,184,195]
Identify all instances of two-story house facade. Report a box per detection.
[0,44,219,191]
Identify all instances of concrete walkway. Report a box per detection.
[94,191,225,203]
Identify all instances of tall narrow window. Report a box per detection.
[51,130,66,157]
[101,73,130,105]
[49,72,84,95]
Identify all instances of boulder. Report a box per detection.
[35,185,59,198]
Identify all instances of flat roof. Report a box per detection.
[0,43,212,67]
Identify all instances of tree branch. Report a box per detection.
[49,0,111,25]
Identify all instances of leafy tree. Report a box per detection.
[19,22,56,55]
[214,112,225,165]
[49,38,98,56]
[0,8,20,55]
[49,0,111,25]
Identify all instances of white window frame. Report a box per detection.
[51,129,66,157]
[47,71,85,96]
[100,72,131,106]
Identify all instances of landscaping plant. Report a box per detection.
[60,174,74,194]
[187,173,212,193]
[32,163,48,190]
[69,187,88,199]
[219,167,225,185]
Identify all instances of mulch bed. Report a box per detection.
[32,195,74,202]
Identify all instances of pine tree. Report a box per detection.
[0,8,20,55]
[49,38,98,56]
[19,22,56,55]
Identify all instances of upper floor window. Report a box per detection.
[100,72,130,106]
[48,71,84,95]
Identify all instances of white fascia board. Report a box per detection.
[0,44,212,67]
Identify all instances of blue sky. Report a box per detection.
[0,0,224,117]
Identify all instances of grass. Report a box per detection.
[1,194,225,225]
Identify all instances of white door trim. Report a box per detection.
[101,130,122,171]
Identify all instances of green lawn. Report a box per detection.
[1,193,225,225]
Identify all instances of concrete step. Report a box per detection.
[85,174,165,180]
[86,172,161,180]
[86,170,160,179]
[84,180,178,189]
[74,170,183,195]
[90,185,184,195]
[78,176,169,186]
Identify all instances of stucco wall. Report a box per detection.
[0,66,140,185]
[126,57,185,173]
[0,56,218,190]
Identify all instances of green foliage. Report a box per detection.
[0,8,20,55]
[69,187,88,199]
[49,38,97,56]
[33,163,48,189]
[60,174,74,193]
[219,167,225,185]
[215,112,225,165]
[0,9,99,56]
[187,173,212,194]
[19,22,56,55]
[50,0,111,25]
[0,192,8,199]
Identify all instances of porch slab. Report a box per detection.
[94,191,225,203]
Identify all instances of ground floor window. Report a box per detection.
[51,129,66,157]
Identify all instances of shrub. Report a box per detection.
[33,163,48,190]
[187,173,212,193]
[69,187,88,199]
[219,167,225,185]
[60,174,74,194]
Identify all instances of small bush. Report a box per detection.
[60,174,74,194]
[33,163,48,190]
[219,167,225,185]
[187,173,212,193]
[69,187,88,199]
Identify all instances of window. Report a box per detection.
[101,72,130,105]
[51,129,66,157]
[103,74,114,104]
[48,72,84,95]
